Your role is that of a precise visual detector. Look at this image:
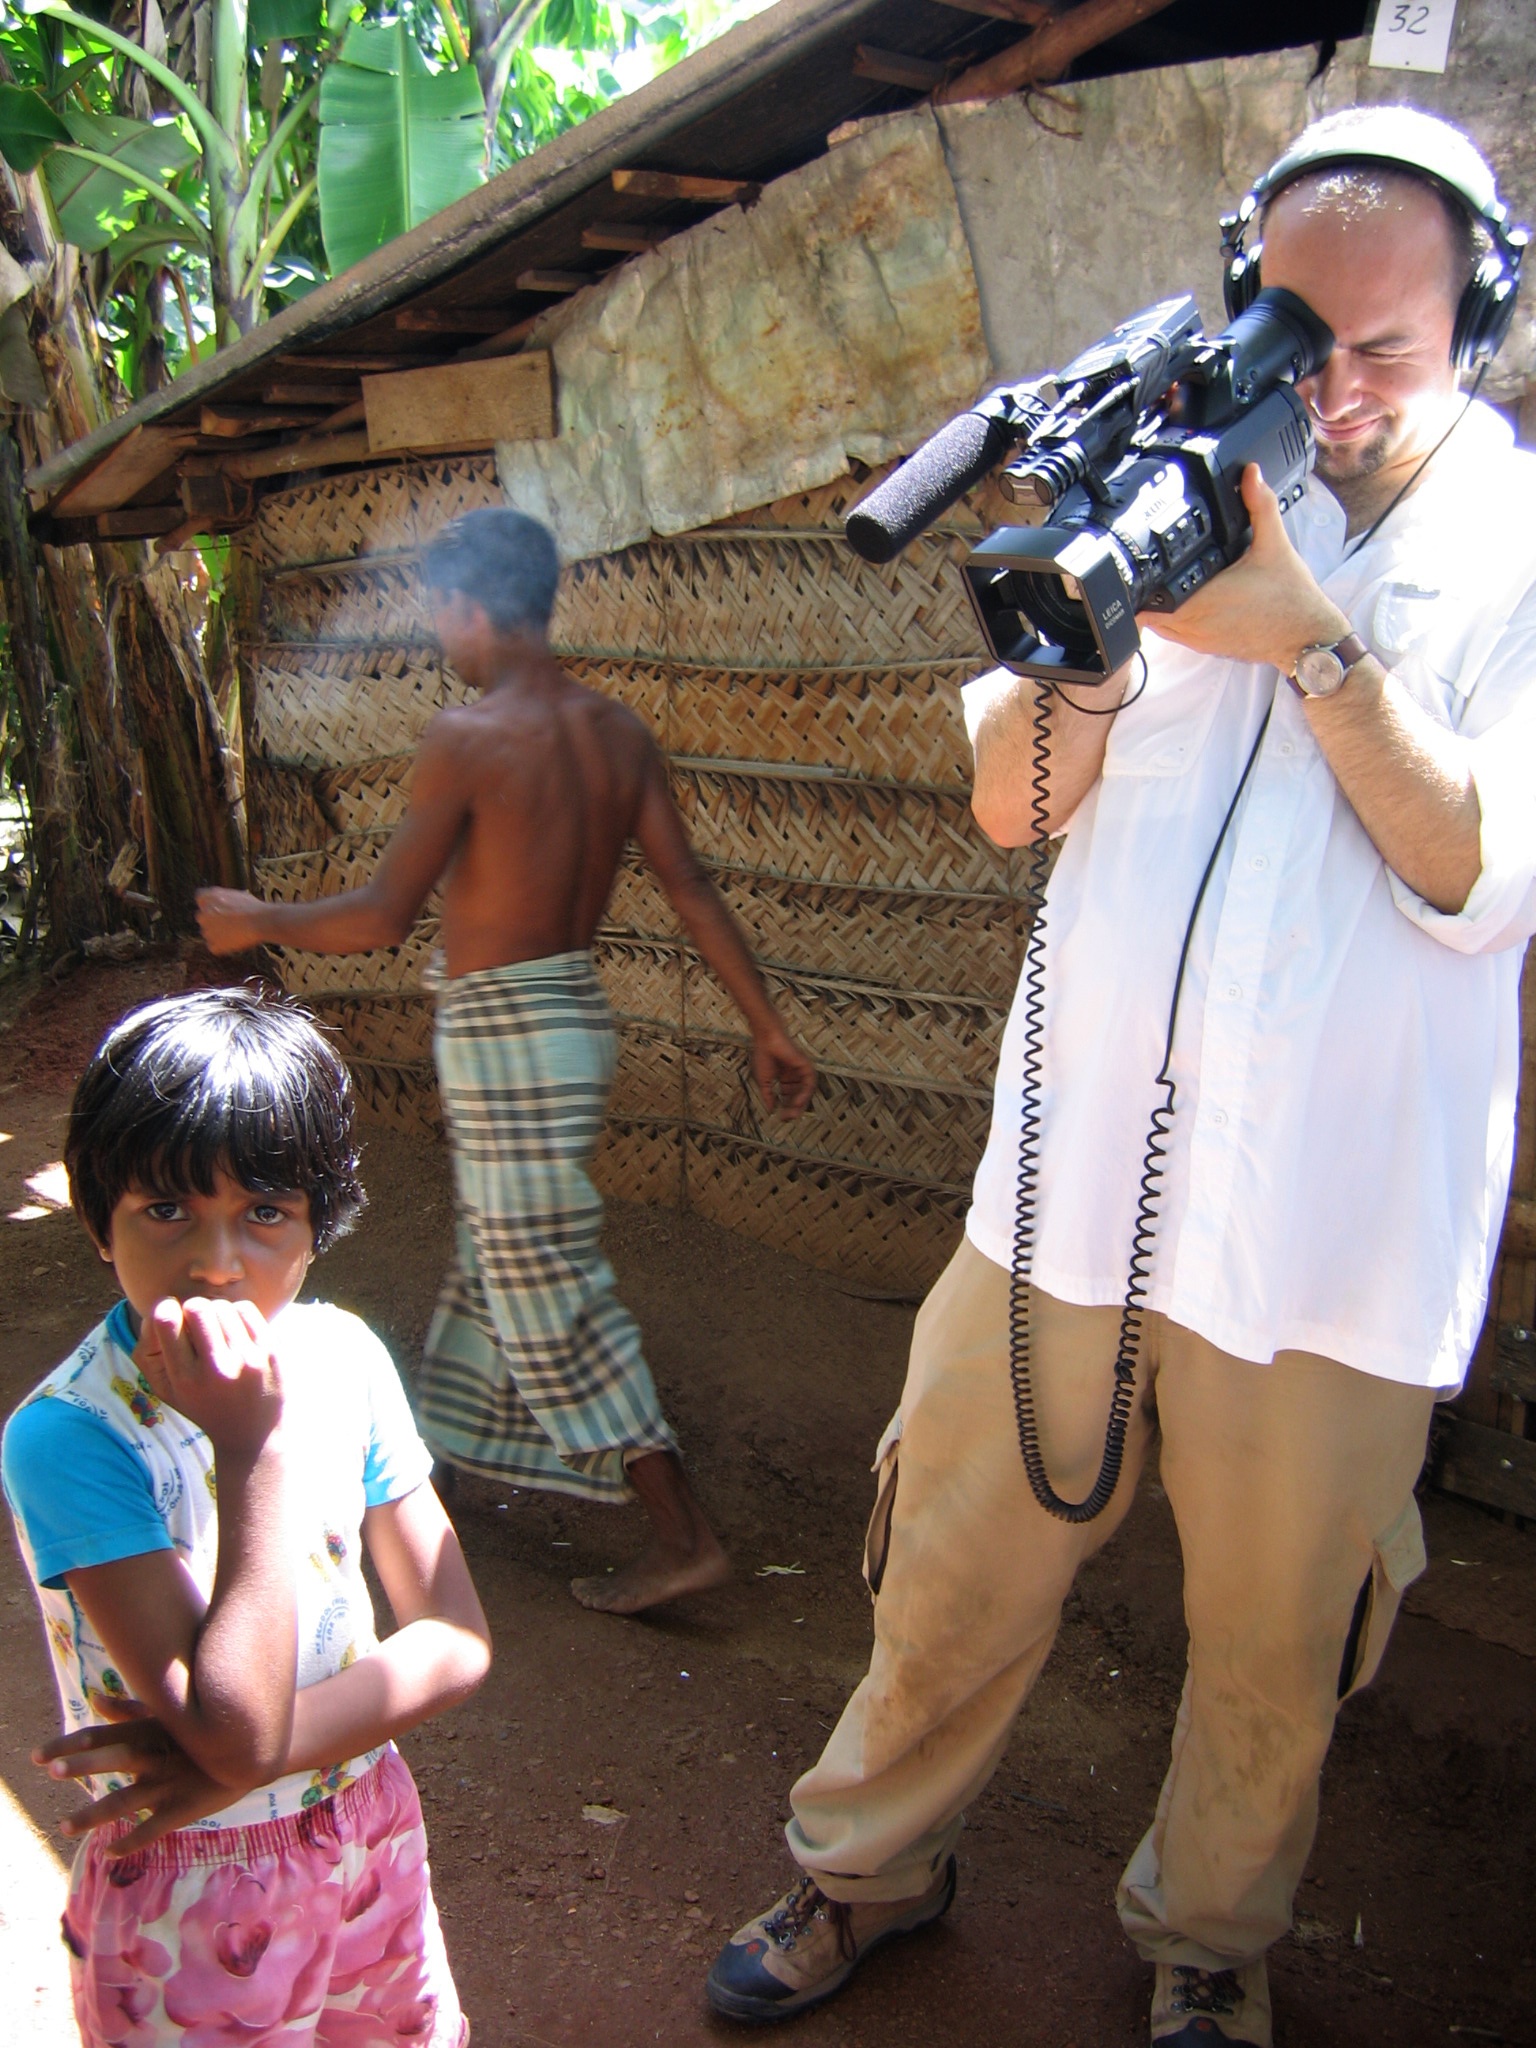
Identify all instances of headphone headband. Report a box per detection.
[1220,108,1527,371]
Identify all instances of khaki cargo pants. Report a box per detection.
[786,1239,1434,1969]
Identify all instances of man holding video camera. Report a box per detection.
[705,106,1536,2048]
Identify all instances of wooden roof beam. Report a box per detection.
[181,430,373,483]
[516,268,594,294]
[32,505,185,546]
[454,313,543,364]
[611,168,757,205]
[276,353,433,372]
[263,379,362,408]
[46,424,198,518]
[394,307,517,333]
[582,222,667,253]
[854,46,947,93]
[928,0,1056,23]
[200,403,332,439]
[935,0,1177,105]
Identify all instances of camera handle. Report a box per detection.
[1007,680,1275,1523]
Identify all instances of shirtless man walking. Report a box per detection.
[198,508,815,1615]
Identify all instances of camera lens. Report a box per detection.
[1014,569,1099,659]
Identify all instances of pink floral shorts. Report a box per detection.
[63,1746,466,2048]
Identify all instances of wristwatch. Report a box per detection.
[1289,632,1369,699]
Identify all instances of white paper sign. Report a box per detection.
[1369,0,1457,73]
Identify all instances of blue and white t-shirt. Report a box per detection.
[2,1298,434,1829]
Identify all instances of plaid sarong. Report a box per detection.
[415,950,677,1501]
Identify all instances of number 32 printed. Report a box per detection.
[1388,3,1431,31]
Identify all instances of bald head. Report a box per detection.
[1263,162,1480,318]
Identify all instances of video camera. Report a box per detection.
[844,287,1334,685]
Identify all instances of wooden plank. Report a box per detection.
[516,269,592,294]
[1503,1193,1536,1260]
[394,307,514,333]
[278,354,429,372]
[180,470,254,523]
[363,352,554,457]
[929,0,1055,21]
[853,45,947,91]
[1493,1324,1536,1404]
[936,0,1178,105]
[50,424,198,518]
[454,315,543,364]
[201,404,329,438]
[193,430,373,482]
[611,168,757,204]
[263,380,361,408]
[96,506,184,537]
[1435,1415,1536,1518]
[582,223,666,253]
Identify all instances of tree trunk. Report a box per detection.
[0,433,116,948]
[110,575,244,930]
[0,157,245,950]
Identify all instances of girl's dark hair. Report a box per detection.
[66,987,366,1254]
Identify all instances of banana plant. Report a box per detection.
[0,0,761,390]
[315,17,484,275]
[0,0,320,344]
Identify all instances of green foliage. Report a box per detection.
[0,84,71,174]
[316,19,484,275]
[249,0,327,46]
[495,0,764,166]
[0,0,770,398]
[43,107,200,254]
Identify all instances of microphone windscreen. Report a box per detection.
[845,411,1009,563]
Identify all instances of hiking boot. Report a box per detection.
[706,1857,956,2021]
[1151,1961,1272,2047]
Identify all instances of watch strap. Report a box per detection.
[1288,631,1370,697]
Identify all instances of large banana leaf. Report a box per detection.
[0,85,70,175]
[249,0,324,46]
[317,21,483,277]
[41,107,198,254]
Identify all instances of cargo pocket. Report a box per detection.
[863,1417,903,1598]
[1337,1495,1427,1700]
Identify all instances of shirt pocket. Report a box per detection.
[1101,655,1223,778]
[1373,580,1475,726]
[1372,581,1442,664]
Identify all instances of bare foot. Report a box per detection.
[571,1536,731,1615]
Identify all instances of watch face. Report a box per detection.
[1294,645,1347,697]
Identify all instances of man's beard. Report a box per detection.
[1312,421,1396,486]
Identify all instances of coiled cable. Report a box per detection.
[1007,676,1274,1522]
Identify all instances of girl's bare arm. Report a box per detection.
[62,1301,296,1788]
[43,1484,490,1850]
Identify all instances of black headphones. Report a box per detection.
[1221,106,1528,371]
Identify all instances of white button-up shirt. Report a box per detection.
[964,400,1536,1389]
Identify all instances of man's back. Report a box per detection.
[430,655,652,976]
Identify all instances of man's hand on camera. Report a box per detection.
[1136,464,1349,677]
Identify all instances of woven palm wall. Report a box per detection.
[239,454,1019,1290]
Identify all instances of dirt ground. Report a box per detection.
[1,955,1533,2048]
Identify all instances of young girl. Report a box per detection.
[1,987,490,2047]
